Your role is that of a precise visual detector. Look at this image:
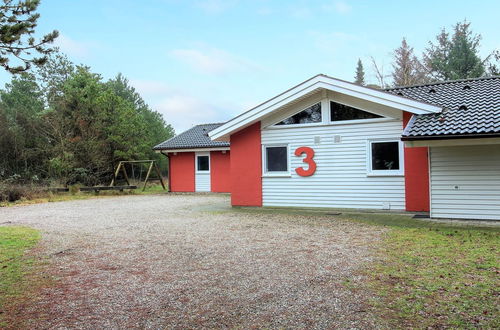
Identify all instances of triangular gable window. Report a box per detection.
[330,101,382,122]
[276,103,322,125]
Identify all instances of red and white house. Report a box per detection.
[154,123,231,193]
[156,74,500,220]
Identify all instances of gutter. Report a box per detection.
[401,133,500,141]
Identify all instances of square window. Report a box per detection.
[368,140,403,176]
[265,146,288,172]
[197,155,209,171]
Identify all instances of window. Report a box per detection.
[276,103,322,125]
[264,146,288,174]
[330,101,382,122]
[196,155,209,172]
[368,140,403,176]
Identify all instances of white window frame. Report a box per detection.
[195,152,210,173]
[262,144,291,177]
[366,139,404,176]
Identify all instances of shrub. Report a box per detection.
[0,185,45,203]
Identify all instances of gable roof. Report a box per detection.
[387,76,500,140]
[209,74,442,141]
[153,123,230,151]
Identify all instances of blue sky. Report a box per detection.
[2,0,499,132]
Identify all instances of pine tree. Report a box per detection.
[0,0,59,74]
[354,58,365,85]
[424,20,485,80]
[392,38,428,87]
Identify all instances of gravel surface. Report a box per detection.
[1,194,386,329]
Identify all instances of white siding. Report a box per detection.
[261,120,406,210]
[430,145,500,220]
[195,152,211,192]
[195,173,210,192]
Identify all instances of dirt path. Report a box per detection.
[0,194,386,329]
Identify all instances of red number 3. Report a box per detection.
[295,147,316,177]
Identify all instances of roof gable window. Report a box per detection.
[275,103,322,126]
[330,101,382,122]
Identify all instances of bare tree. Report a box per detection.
[392,38,429,87]
[370,56,390,89]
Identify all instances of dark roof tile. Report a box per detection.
[386,76,500,138]
[153,123,229,150]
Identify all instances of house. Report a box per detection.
[156,74,500,220]
[153,123,230,193]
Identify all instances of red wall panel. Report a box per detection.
[210,151,231,193]
[229,122,262,206]
[403,112,430,212]
[168,152,195,192]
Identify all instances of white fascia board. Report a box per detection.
[209,74,442,141]
[404,137,500,147]
[155,147,230,153]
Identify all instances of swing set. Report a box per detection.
[110,160,166,191]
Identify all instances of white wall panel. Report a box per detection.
[261,120,406,210]
[430,145,500,220]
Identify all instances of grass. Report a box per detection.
[0,226,42,327]
[350,214,500,329]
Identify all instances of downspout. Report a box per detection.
[160,151,171,192]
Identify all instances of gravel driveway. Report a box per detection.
[1,194,386,329]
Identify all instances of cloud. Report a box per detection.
[130,79,173,97]
[170,46,260,75]
[54,34,94,58]
[194,0,236,14]
[323,1,352,14]
[130,79,234,132]
[289,6,313,19]
[309,30,360,53]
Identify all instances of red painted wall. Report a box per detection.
[403,112,430,212]
[229,122,262,206]
[210,151,231,193]
[168,152,195,192]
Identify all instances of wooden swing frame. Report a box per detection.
[110,160,166,191]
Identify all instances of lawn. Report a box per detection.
[0,226,41,327]
[350,214,500,329]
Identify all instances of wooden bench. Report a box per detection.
[80,185,137,193]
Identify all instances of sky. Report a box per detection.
[1,0,499,132]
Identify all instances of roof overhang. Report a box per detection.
[209,74,442,141]
[155,147,230,153]
[403,135,500,147]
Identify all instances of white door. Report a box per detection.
[430,145,500,220]
[195,152,211,192]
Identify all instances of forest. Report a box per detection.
[0,51,175,188]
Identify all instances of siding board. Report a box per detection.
[261,120,406,210]
[430,145,500,220]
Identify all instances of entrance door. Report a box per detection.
[195,152,211,192]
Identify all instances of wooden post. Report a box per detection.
[110,161,122,187]
[142,161,154,191]
[121,164,131,186]
[154,162,167,190]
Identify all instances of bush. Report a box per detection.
[0,185,45,203]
